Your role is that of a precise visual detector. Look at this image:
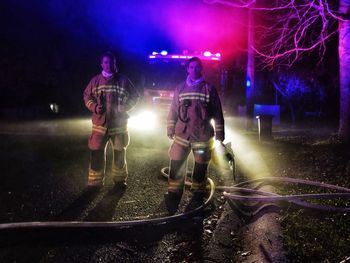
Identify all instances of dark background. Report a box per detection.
[0,0,339,121]
[0,0,248,116]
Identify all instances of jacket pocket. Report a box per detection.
[92,113,106,126]
[198,102,208,120]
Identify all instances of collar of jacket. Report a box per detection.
[186,75,204,87]
[102,70,115,79]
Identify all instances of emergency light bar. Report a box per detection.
[149,51,221,61]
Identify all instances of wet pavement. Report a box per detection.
[0,118,236,262]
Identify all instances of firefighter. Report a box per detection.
[83,51,139,188]
[165,57,225,214]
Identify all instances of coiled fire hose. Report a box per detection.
[219,177,350,214]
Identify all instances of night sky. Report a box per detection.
[1,0,246,114]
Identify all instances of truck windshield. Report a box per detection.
[143,60,186,90]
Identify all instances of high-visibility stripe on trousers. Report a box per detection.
[88,150,105,187]
[88,169,104,187]
[167,159,187,194]
[112,164,128,183]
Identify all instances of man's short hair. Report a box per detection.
[186,57,203,69]
[100,51,116,63]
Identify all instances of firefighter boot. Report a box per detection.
[164,159,186,215]
[164,191,182,215]
[188,162,209,208]
[191,162,209,192]
[112,164,128,188]
[185,191,206,212]
[88,150,105,187]
[112,150,128,187]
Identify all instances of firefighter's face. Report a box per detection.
[187,61,202,80]
[101,56,116,73]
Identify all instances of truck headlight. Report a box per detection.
[128,110,158,131]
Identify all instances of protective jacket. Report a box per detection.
[167,79,225,146]
[83,73,139,135]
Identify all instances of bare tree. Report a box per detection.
[205,0,350,142]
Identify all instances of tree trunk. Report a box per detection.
[338,0,350,142]
[246,8,255,130]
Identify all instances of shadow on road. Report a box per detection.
[0,189,208,262]
[55,187,102,221]
[84,185,126,221]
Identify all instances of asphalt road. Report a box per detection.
[0,117,231,262]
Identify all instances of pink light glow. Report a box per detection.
[162,1,245,59]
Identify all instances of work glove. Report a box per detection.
[95,104,105,114]
[167,129,175,140]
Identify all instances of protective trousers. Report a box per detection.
[112,148,128,184]
[88,131,129,186]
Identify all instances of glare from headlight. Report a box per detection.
[128,110,158,131]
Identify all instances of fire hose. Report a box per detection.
[0,178,215,234]
[219,177,350,215]
[0,147,349,242]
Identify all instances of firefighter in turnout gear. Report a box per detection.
[83,52,139,188]
[165,57,225,214]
